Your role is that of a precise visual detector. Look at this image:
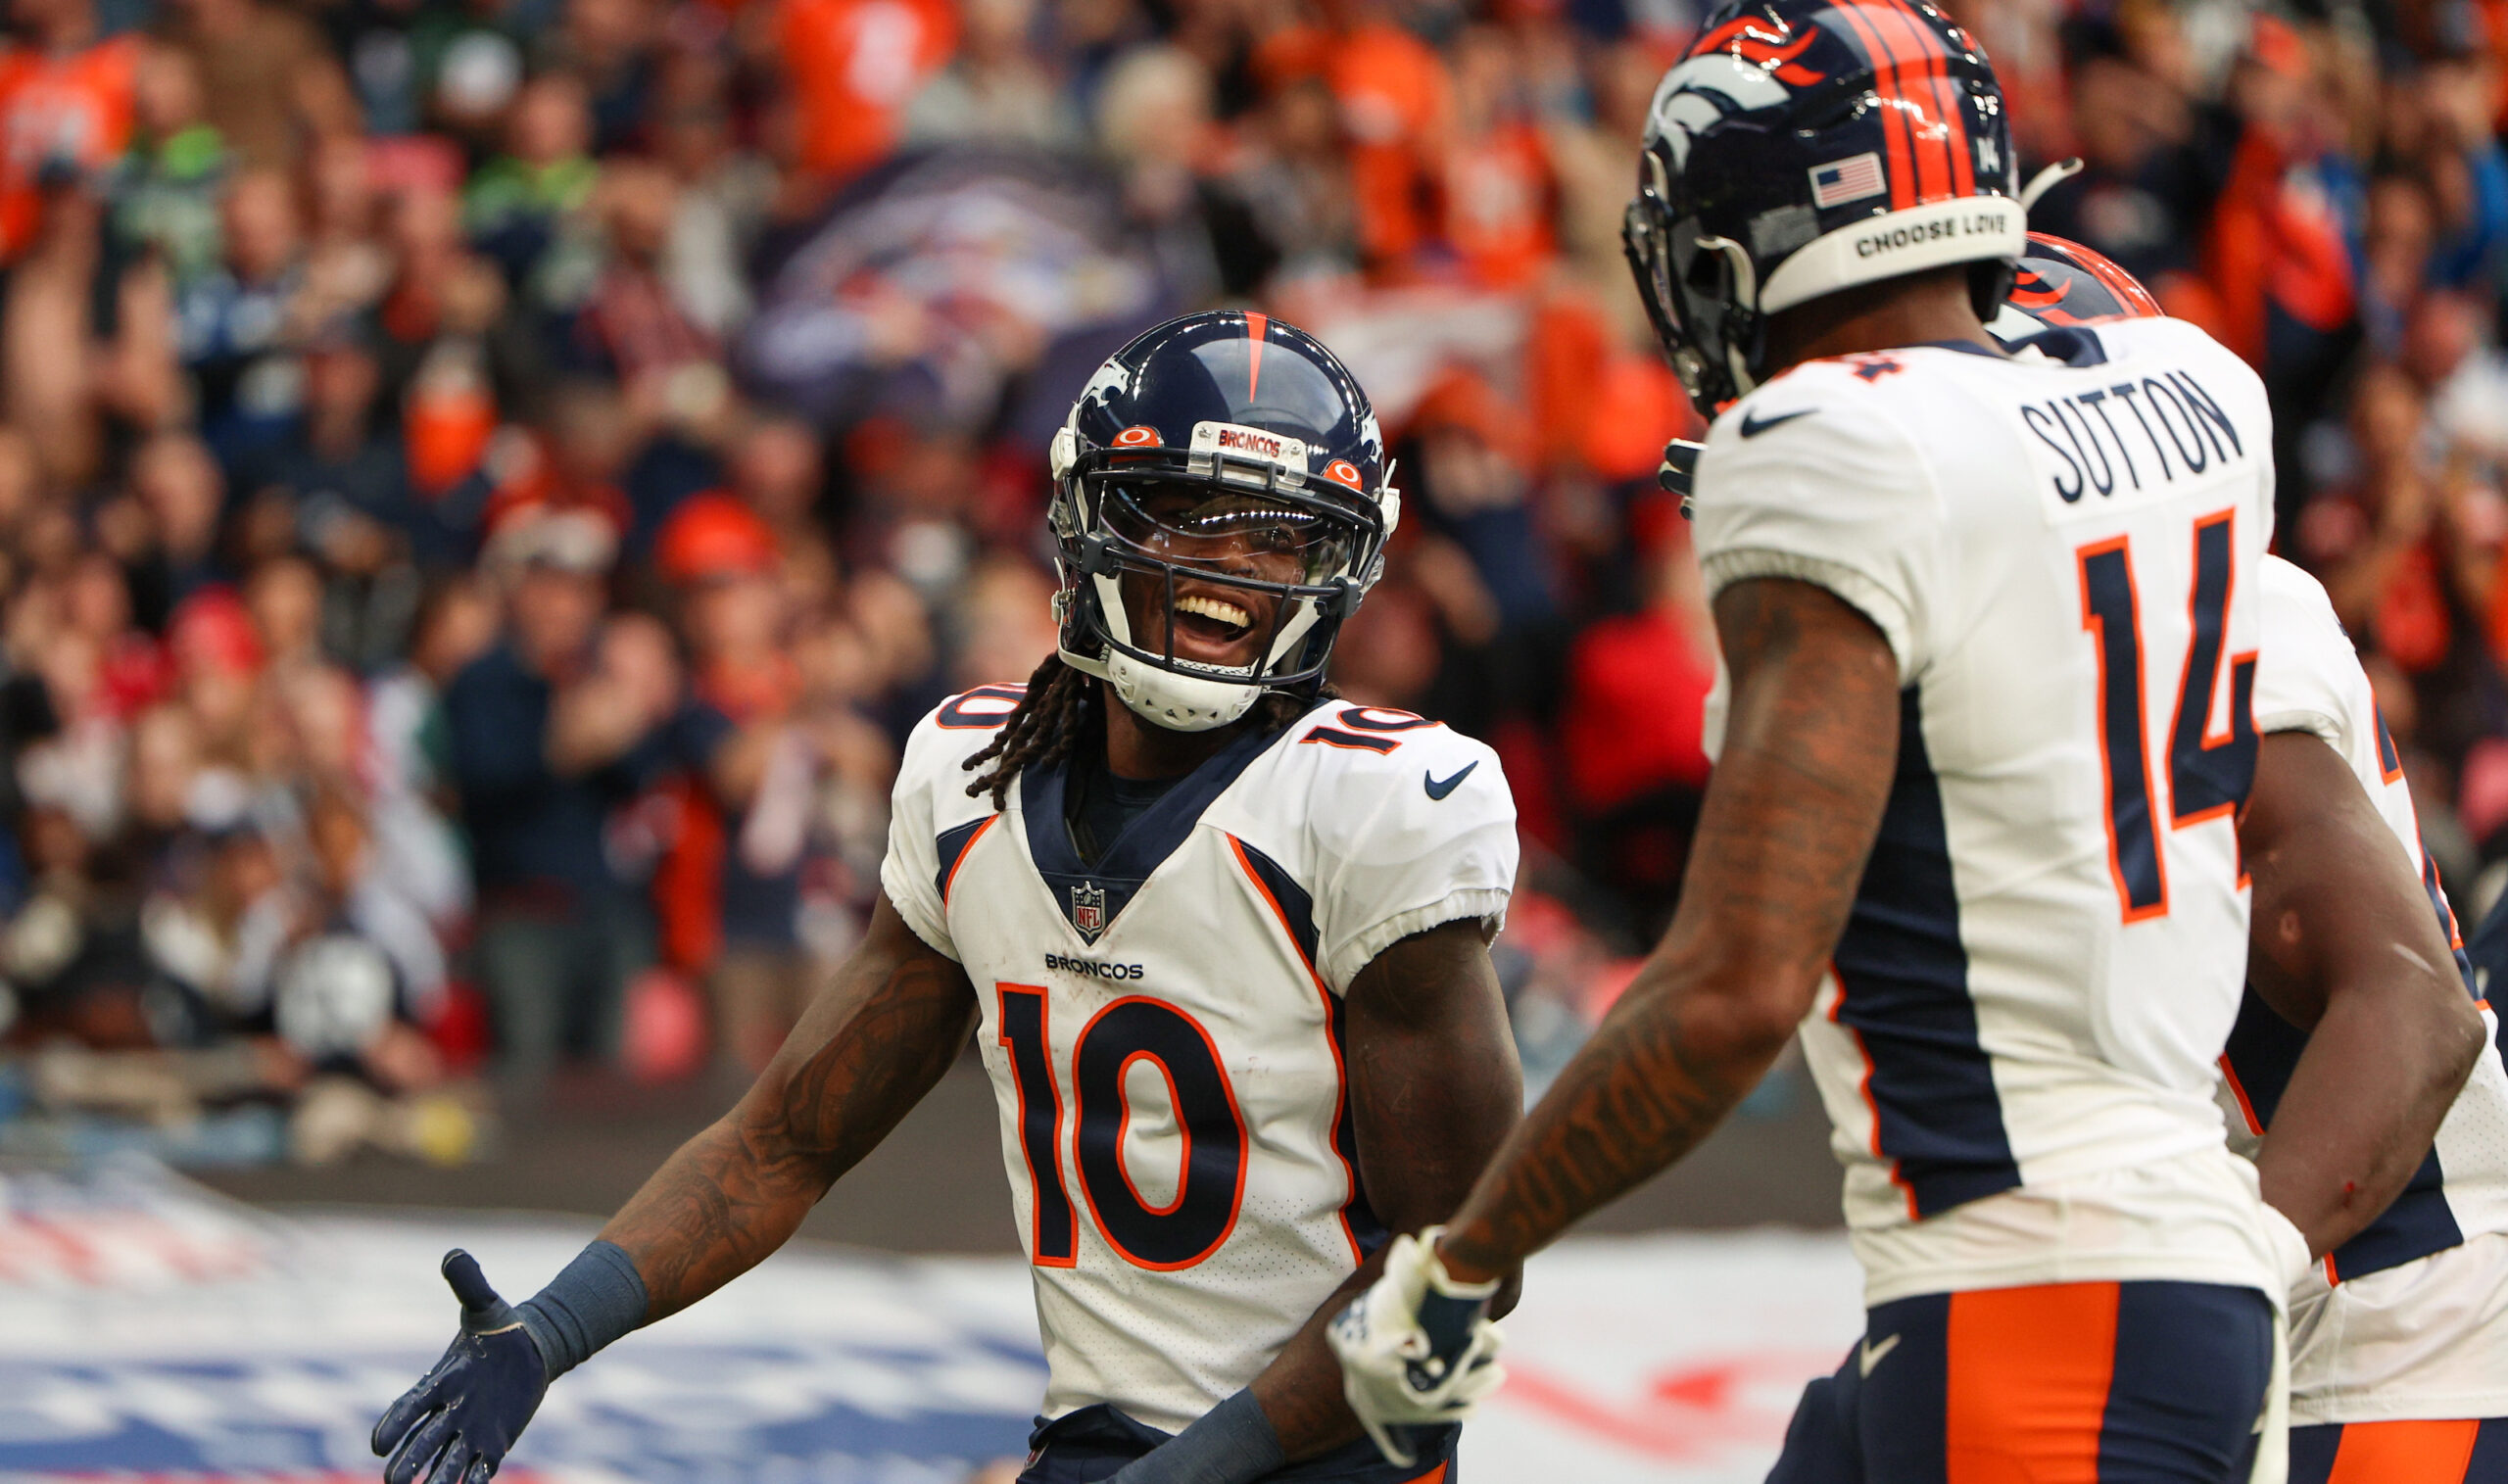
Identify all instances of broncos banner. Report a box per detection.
[0,1160,1857,1483]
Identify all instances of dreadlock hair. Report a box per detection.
[963,650,1336,808]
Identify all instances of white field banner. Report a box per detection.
[0,1161,1860,1483]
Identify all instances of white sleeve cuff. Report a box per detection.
[1700,548,1916,678]
[878,858,962,963]
[2253,708,2343,746]
[1326,888,1512,996]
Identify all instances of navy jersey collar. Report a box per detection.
[1914,338,2012,359]
[1018,713,1293,941]
[1994,324,2109,367]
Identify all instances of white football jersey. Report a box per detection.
[2230,556,2508,1421]
[1693,319,2286,1306]
[881,687,1516,1434]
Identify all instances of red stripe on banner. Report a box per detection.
[1830,1,1919,209]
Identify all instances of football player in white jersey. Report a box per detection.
[369,311,1525,1484]
[1996,238,2508,1484]
[1329,4,2481,1479]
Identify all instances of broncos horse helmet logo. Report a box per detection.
[1645,17,1826,174]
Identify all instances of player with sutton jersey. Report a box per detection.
[1331,5,2483,1480]
[1997,235,2508,1484]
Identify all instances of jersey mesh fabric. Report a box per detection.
[881,693,1515,1433]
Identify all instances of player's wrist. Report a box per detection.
[1105,1388,1284,1484]
[1425,1225,1506,1291]
[515,1240,650,1379]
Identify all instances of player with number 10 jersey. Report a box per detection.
[366,311,1521,1484]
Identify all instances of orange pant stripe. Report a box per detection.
[1945,1282,2121,1484]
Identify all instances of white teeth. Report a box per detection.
[1177,595,1252,630]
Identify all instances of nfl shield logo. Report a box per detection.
[1072,881,1107,940]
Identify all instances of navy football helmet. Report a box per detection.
[1995,231,2164,331]
[1049,311,1398,732]
[1624,0,2024,407]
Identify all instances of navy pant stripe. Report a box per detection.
[2098,1282,2273,1482]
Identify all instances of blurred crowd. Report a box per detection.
[0,0,2500,1160]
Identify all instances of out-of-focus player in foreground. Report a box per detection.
[2000,237,2508,1484]
[370,311,1523,1484]
[1328,3,2482,1478]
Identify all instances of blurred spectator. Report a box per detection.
[1,0,2504,1163]
[774,0,955,182]
[901,0,1076,150]
[178,168,310,469]
[463,71,598,294]
[0,0,140,262]
[110,41,226,289]
[442,514,650,1077]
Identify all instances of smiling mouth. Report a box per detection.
[1174,593,1255,645]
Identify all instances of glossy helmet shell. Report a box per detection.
[1998,231,2165,330]
[1048,311,1399,732]
[1625,0,2023,407]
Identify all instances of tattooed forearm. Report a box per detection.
[600,896,979,1319]
[1439,578,1902,1282]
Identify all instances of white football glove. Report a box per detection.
[1326,1226,1506,1467]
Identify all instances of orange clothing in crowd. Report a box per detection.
[776,0,956,180]
[1322,23,1451,268]
[2201,130,2355,367]
[0,35,138,259]
[1441,120,1555,288]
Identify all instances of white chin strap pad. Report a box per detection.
[1106,649,1262,732]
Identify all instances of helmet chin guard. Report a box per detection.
[1104,649,1262,732]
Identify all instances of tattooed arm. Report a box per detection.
[1246,917,1523,1460]
[1434,577,1902,1284]
[601,892,981,1317]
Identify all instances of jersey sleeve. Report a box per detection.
[1690,375,1944,678]
[879,699,999,962]
[2252,555,2362,746]
[1311,725,1519,993]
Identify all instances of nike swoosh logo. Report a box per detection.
[1739,407,1816,438]
[1424,761,1478,800]
[1858,1332,1901,1377]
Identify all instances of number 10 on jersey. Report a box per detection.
[997,983,1251,1270]
[2077,509,2257,922]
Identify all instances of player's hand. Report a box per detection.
[1326,1226,1506,1467]
[372,1251,552,1484]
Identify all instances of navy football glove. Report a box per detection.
[373,1251,552,1484]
